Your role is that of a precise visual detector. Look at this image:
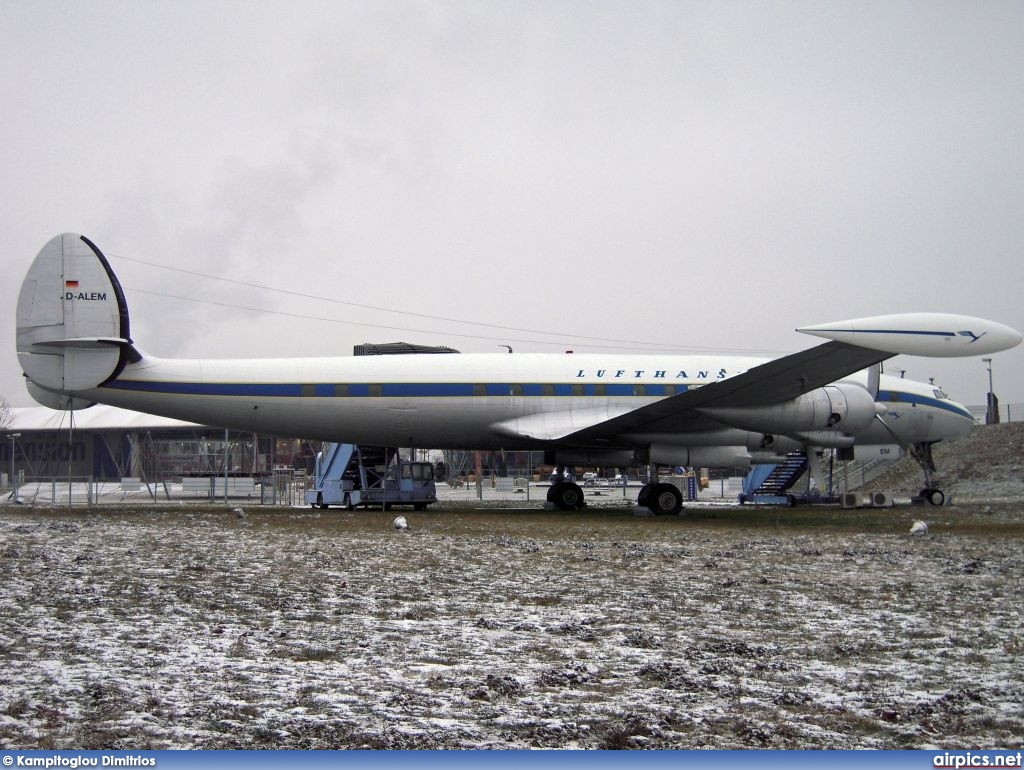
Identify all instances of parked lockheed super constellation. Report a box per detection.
[16,234,1022,513]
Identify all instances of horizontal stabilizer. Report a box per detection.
[798,313,1022,357]
[25,380,96,411]
[32,336,132,349]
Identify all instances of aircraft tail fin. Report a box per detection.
[17,233,138,409]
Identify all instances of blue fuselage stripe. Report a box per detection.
[817,328,956,337]
[876,389,972,418]
[104,381,684,398]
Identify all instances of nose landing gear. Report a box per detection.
[910,442,946,506]
[918,487,946,506]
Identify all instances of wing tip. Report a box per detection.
[798,313,1021,358]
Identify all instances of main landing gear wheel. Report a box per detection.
[920,487,945,506]
[547,481,586,510]
[638,483,683,515]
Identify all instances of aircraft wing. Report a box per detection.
[555,340,893,445]
[498,311,1024,444]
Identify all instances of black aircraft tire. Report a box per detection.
[637,484,653,509]
[927,489,945,506]
[550,481,585,510]
[648,483,683,515]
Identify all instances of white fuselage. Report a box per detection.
[72,351,974,451]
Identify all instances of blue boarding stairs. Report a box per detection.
[738,451,837,506]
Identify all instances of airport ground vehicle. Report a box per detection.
[305,443,436,510]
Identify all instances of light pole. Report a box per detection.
[7,433,20,496]
[982,358,997,424]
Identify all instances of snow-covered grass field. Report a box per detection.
[1,504,1021,749]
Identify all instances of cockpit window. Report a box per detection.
[932,388,948,400]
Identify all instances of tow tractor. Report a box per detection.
[305,443,437,510]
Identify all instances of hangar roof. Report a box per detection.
[5,405,205,433]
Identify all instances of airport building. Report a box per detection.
[1,405,313,489]
[1,405,544,493]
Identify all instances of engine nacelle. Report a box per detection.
[648,444,750,469]
[788,431,856,448]
[750,433,803,455]
[625,429,803,454]
[748,451,793,464]
[698,383,880,434]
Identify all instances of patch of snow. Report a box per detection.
[0,507,1021,748]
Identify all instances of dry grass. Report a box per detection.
[0,503,1021,749]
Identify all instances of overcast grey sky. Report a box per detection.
[3,1,1022,412]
